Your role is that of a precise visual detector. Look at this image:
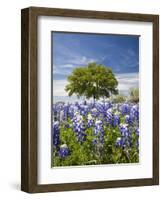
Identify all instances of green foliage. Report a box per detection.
[129,87,139,103]
[65,63,118,100]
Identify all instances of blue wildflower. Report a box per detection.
[72,112,86,142]
[91,108,99,117]
[119,123,129,137]
[130,105,139,120]
[106,109,113,125]
[59,144,69,158]
[115,137,126,148]
[113,114,120,127]
[53,121,60,147]
[115,137,122,146]
[87,113,94,128]
[92,138,98,145]
[120,103,130,115]
[125,115,133,124]
[94,120,104,144]
[136,128,139,136]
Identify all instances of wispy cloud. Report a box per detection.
[53,54,101,78]
[119,48,139,68]
[116,72,139,95]
[53,37,99,71]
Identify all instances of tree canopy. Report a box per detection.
[65,63,118,100]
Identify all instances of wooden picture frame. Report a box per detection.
[21,7,159,193]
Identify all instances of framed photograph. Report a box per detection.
[21,7,159,193]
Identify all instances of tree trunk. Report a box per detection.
[93,95,96,105]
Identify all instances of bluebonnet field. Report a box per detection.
[52,100,139,166]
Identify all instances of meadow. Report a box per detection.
[52,100,139,167]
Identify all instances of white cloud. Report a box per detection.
[119,49,139,69]
[53,55,98,76]
[62,64,74,68]
[75,56,96,65]
[53,66,72,76]
[116,72,139,95]
[53,79,68,96]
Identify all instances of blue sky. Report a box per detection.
[52,32,139,99]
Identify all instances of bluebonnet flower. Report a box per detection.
[72,112,86,142]
[105,102,113,110]
[59,144,69,158]
[79,104,89,116]
[116,121,138,149]
[94,120,104,143]
[106,108,113,125]
[53,121,60,147]
[113,114,120,127]
[92,138,98,145]
[100,102,113,118]
[75,102,79,107]
[63,104,69,120]
[115,137,126,148]
[68,105,78,118]
[53,103,63,121]
[95,102,106,113]
[115,137,122,146]
[125,115,132,124]
[87,113,94,128]
[130,105,139,120]
[120,103,130,115]
[119,123,129,137]
[94,120,103,135]
[136,128,139,136]
[91,108,99,117]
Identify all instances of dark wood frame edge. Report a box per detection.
[21,7,159,193]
